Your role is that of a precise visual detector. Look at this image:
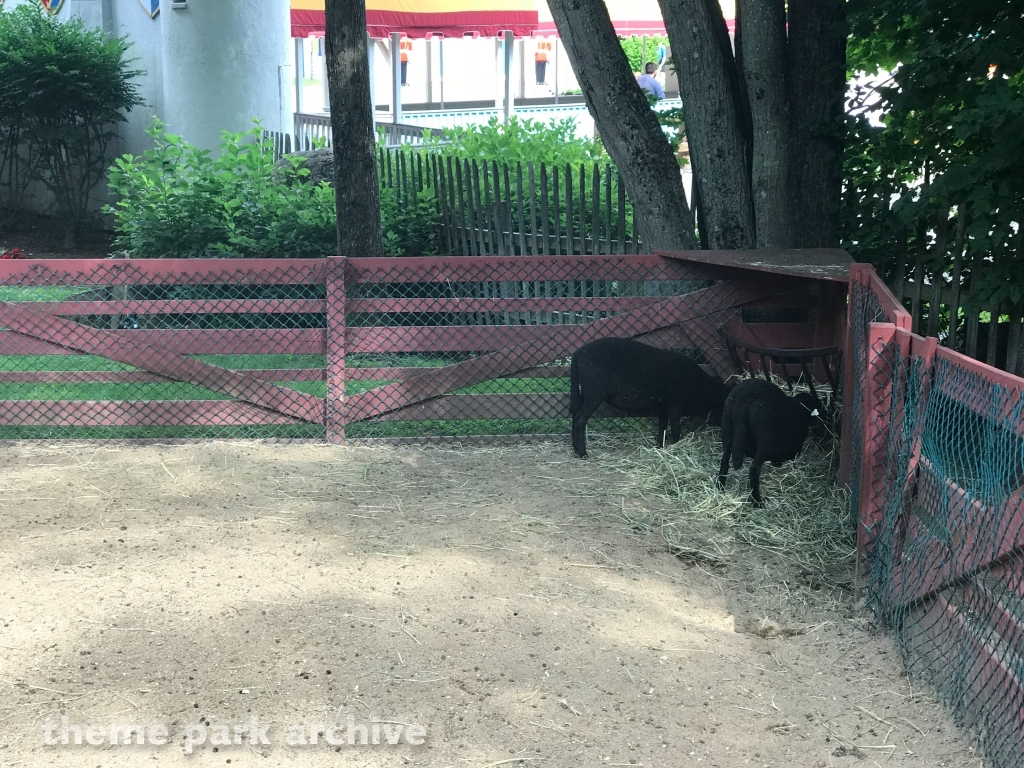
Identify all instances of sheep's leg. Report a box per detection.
[668,406,682,444]
[748,458,765,507]
[572,397,602,458]
[717,450,731,489]
[657,409,668,448]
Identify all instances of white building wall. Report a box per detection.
[161,0,291,152]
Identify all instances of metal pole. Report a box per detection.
[426,38,433,104]
[367,33,376,126]
[519,37,526,103]
[390,32,402,125]
[503,31,514,121]
[554,38,559,104]
[642,35,647,71]
[294,38,304,117]
[439,38,445,109]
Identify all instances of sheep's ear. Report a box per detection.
[811,409,820,417]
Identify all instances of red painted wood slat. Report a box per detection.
[0,301,323,424]
[346,296,665,314]
[28,299,326,316]
[0,328,326,356]
[0,400,307,427]
[345,254,692,284]
[0,369,325,384]
[0,259,325,285]
[347,280,770,424]
[366,393,634,422]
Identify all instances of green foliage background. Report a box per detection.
[619,35,669,74]
[0,1,142,236]
[843,0,1024,312]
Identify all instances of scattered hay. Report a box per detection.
[604,427,854,587]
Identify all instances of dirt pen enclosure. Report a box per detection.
[0,440,979,767]
[0,251,1010,766]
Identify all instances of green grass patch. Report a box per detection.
[0,286,88,302]
[193,354,325,370]
[346,416,648,439]
[0,424,325,440]
[0,356,137,372]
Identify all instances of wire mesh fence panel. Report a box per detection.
[0,259,327,442]
[847,266,912,554]
[852,265,1024,767]
[338,254,762,442]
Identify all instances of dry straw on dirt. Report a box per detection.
[601,379,854,589]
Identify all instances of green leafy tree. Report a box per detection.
[619,35,669,74]
[0,1,142,245]
[844,0,1024,318]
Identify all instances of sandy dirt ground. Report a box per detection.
[0,440,981,767]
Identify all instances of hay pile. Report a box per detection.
[604,420,854,588]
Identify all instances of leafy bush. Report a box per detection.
[0,2,142,243]
[107,121,336,258]
[422,116,604,166]
[619,35,669,74]
[379,185,444,257]
[107,121,442,258]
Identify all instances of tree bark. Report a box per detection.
[739,0,792,247]
[546,0,697,251]
[786,0,845,248]
[324,0,384,257]
[660,0,755,249]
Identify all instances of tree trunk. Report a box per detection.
[786,0,845,248]
[739,0,792,247]
[324,0,384,257]
[546,0,697,251]
[660,0,755,249]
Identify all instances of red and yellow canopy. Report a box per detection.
[288,0,723,39]
[291,0,540,39]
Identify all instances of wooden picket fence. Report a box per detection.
[378,149,645,257]
[888,235,1023,376]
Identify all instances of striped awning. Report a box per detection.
[290,0,734,39]
[291,0,540,39]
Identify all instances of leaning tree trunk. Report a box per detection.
[786,0,845,248]
[547,0,697,251]
[660,0,755,249]
[324,0,384,257]
[739,0,792,248]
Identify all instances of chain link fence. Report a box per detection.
[0,259,327,441]
[850,265,1024,767]
[337,254,751,442]
[2,254,778,443]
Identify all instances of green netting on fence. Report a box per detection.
[853,275,1024,767]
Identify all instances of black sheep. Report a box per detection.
[717,378,821,506]
[569,337,731,458]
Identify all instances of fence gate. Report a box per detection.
[0,259,328,440]
[331,253,784,441]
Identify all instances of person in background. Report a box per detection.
[636,62,665,100]
[400,36,412,86]
[535,39,552,85]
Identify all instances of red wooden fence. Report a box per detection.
[0,252,846,442]
[850,265,1024,766]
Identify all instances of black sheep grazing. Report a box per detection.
[569,337,731,458]
[717,378,821,506]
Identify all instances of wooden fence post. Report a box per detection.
[326,256,347,444]
[856,320,898,598]
[839,264,872,486]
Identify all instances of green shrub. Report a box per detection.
[422,116,604,166]
[106,121,336,258]
[107,121,443,258]
[0,1,142,243]
[379,185,444,257]
[619,35,669,74]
